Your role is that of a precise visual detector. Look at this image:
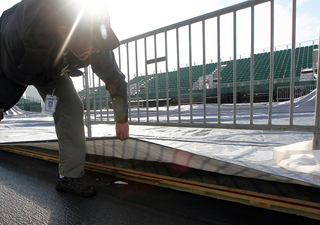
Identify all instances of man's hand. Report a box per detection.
[115,122,129,141]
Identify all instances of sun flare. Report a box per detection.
[55,0,110,66]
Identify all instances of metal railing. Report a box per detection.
[84,0,320,149]
[277,85,317,102]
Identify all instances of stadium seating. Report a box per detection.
[137,44,317,91]
[83,44,318,105]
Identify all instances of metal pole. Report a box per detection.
[144,37,149,122]
[118,45,121,70]
[165,31,170,123]
[312,31,320,150]
[289,0,296,126]
[98,79,102,121]
[250,5,255,124]
[154,35,159,123]
[202,20,207,124]
[176,28,181,124]
[189,24,194,123]
[233,10,237,125]
[91,68,97,121]
[268,0,274,125]
[217,16,221,124]
[84,67,92,137]
[135,40,140,122]
[126,43,131,122]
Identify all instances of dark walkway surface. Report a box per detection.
[0,149,319,225]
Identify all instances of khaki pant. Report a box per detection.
[35,75,86,178]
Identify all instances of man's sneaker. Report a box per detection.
[56,175,97,197]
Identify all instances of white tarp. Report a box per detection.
[1,90,320,187]
[3,137,320,187]
[274,141,320,177]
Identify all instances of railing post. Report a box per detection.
[289,0,296,126]
[84,67,92,137]
[312,31,320,150]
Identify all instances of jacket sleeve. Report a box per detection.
[91,51,128,123]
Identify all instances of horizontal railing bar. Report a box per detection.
[147,56,166,64]
[120,0,271,44]
[88,121,315,133]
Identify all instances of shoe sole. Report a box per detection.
[56,184,96,197]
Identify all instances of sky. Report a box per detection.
[109,0,320,44]
[1,0,319,47]
[1,0,320,92]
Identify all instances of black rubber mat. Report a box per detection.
[0,149,319,225]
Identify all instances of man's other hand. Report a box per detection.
[115,122,129,141]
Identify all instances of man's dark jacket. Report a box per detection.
[0,0,128,122]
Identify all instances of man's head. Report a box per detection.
[54,0,120,60]
[58,25,100,61]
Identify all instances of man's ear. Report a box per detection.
[59,26,70,39]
